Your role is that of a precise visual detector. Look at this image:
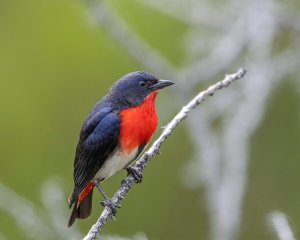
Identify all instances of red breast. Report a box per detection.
[119,92,158,153]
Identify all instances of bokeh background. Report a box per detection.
[0,0,300,239]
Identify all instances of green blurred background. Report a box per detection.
[0,0,299,239]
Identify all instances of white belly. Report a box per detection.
[93,147,138,181]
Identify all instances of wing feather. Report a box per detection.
[69,108,120,206]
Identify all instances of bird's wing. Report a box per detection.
[70,108,120,205]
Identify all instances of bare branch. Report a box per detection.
[268,211,296,240]
[83,68,247,240]
[86,0,177,79]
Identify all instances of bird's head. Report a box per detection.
[110,71,174,107]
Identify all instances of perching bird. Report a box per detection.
[68,71,174,226]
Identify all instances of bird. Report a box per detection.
[67,71,174,227]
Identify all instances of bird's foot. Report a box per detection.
[100,199,121,216]
[126,166,143,183]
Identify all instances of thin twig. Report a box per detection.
[83,68,247,240]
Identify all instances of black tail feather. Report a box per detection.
[67,204,78,227]
[67,188,93,227]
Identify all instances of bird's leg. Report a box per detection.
[94,179,120,216]
[126,166,143,183]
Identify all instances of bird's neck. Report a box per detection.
[119,92,158,153]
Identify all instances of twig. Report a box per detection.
[83,68,247,240]
[268,211,296,240]
[87,0,177,80]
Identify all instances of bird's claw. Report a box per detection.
[127,166,143,183]
[100,199,121,216]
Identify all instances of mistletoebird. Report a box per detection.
[68,71,174,226]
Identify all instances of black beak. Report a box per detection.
[151,79,174,91]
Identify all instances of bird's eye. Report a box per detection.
[139,81,146,87]
[151,79,158,84]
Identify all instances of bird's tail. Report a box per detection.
[68,183,94,227]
